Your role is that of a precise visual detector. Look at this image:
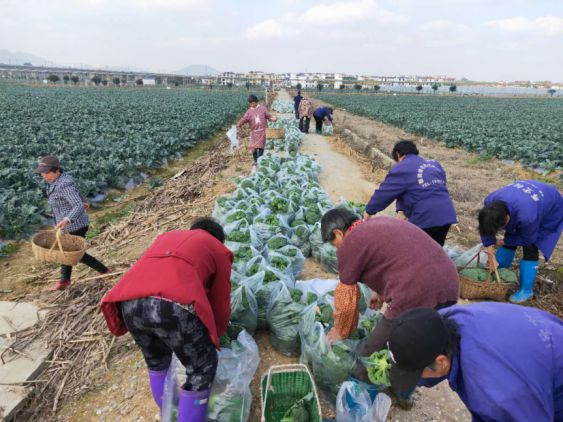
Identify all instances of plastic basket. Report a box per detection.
[266,128,285,140]
[458,250,511,300]
[260,364,322,422]
[32,229,87,266]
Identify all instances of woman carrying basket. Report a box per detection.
[34,155,109,291]
[237,94,277,173]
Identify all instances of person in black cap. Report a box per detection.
[34,155,110,290]
[387,302,562,421]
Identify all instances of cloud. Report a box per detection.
[487,16,563,36]
[246,19,299,40]
[300,0,408,26]
[420,19,468,32]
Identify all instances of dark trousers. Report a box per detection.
[299,117,311,133]
[121,297,218,391]
[353,300,457,384]
[314,115,323,133]
[294,109,300,120]
[503,244,539,261]
[422,224,451,246]
[252,148,264,163]
[60,226,107,281]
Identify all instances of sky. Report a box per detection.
[1,0,562,81]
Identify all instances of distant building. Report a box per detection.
[142,78,156,86]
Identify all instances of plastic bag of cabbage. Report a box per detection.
[266,282,305,355]
[161,330,259,422]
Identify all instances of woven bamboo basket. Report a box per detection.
[261,364,322,422]
[266,128,285,140]
[32,229,87,266]
[458,250,512,301]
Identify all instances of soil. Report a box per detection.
[3,89,560,421]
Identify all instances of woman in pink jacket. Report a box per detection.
[237,94,277,172]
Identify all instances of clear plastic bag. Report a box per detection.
[336,381,392,422]
[300,322,359,401]
[322,123,334,136]
[309,223,324,261]
[227,125,239,150]
[319,243,339,273]
[207,331,260,422]
[266,282,305,356]
[228,284,258,337]
[453,244,488,268]
[276,245,306,278]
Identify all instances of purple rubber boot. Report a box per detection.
[148,368,168,409]
[177,388,210,422]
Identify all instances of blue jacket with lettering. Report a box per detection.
[313,106,333,121]
[365,154,457,229]
[481,180,563,261]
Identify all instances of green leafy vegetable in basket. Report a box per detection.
[460,268,517,283]
[366,349,392,386]
[280,392,314,422]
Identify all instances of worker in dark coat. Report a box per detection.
[101,218,233,421]
[364,140,457,246]
[293,90,302,120]
[313,106,333,134]
[479,180,562,303]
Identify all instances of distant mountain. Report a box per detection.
[0,49,51,66]
[176,64,220,76]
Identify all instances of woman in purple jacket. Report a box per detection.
[364,140,457,246]
[479,180,562,303]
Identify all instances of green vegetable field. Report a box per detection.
[0,84,254,239]
[317,94,563,171]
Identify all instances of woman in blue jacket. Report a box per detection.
[479,180,563,303]
[364,140,457,246]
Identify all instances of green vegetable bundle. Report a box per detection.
[267,283,305,355]
[280,392,314,422]
[365,349,392,387]
[228,285,258,337]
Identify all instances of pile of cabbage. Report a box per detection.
[266,116,303,153]
[272,99,295,114]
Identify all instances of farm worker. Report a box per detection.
[364,140,457,246]
[320,209,459,387]
[34,155,109,291]
[313,106,333,134]
[101,218,233,421]
[386,303,562,421]
[298,96,313,134]
[478,180,562,303]
[293,90,303,119]
[237,94,277,173]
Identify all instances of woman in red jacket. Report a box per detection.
[101,218,233,421]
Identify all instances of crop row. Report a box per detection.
[317,93,563,171]
[0,84,255,239]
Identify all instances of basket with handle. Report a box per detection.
[32,229,87,266]
[266,128,285,140]
[457,250,511,300]
[260,364,322,422]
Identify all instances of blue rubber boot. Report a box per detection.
[510,260,538,303]
[495,246,516,269]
